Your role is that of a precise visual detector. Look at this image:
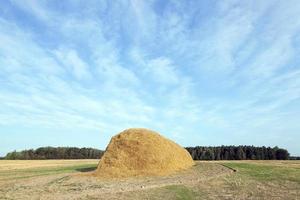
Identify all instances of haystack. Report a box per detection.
[95,128,194,178]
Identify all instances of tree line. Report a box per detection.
[5,147,104,160]
[4,145,291,160]
[289,156,300,160]
[185,145,290,160]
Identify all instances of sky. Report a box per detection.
[0,0,300,156]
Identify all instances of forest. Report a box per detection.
[4,145,291,160]
[186,145,290,160]
[4,147,103,160]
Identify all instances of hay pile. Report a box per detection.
[95,128,194,178]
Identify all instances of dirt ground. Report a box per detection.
[0,160,299,200]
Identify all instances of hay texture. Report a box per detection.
[96,128,194,178]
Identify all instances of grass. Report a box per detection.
[222,162,300,183]
[189,161,300,199]
[164,185,200,200]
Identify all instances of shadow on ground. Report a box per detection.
[75,167,97,172]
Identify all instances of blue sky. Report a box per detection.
[1,0,300,156]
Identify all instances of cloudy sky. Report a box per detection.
[1,0,300,156]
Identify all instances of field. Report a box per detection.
[0,160,299,199]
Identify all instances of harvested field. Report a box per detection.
[0,159,97,171]
[0,160,299,199]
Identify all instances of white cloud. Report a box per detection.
[54,49,91,80]
[95,54,139,86]
[1,0,300,155]
[10,0,51,22]
[244,37,294,79]
[0,19,63,75]
[145,57,179,85]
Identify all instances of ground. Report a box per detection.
[0,160,299,199]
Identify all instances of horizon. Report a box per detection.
[1,144,294,158]
[1,1,300,157]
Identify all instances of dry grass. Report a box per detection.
[0,159,98,171]
[0,160,230,200]
[192,160,300,199]
[96,128,194,178]
[0,160,299,199]
[0,160,98,181]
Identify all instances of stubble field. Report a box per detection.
[0,160,299,200]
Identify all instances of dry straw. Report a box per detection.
[95,128,194,178]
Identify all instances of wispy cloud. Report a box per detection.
[0,0,300,155]
[54,48,91,80]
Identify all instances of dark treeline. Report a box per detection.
[185,146,290,160]
[289,156,300,160]
[5,147,104,160]
[4,145,292,160]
